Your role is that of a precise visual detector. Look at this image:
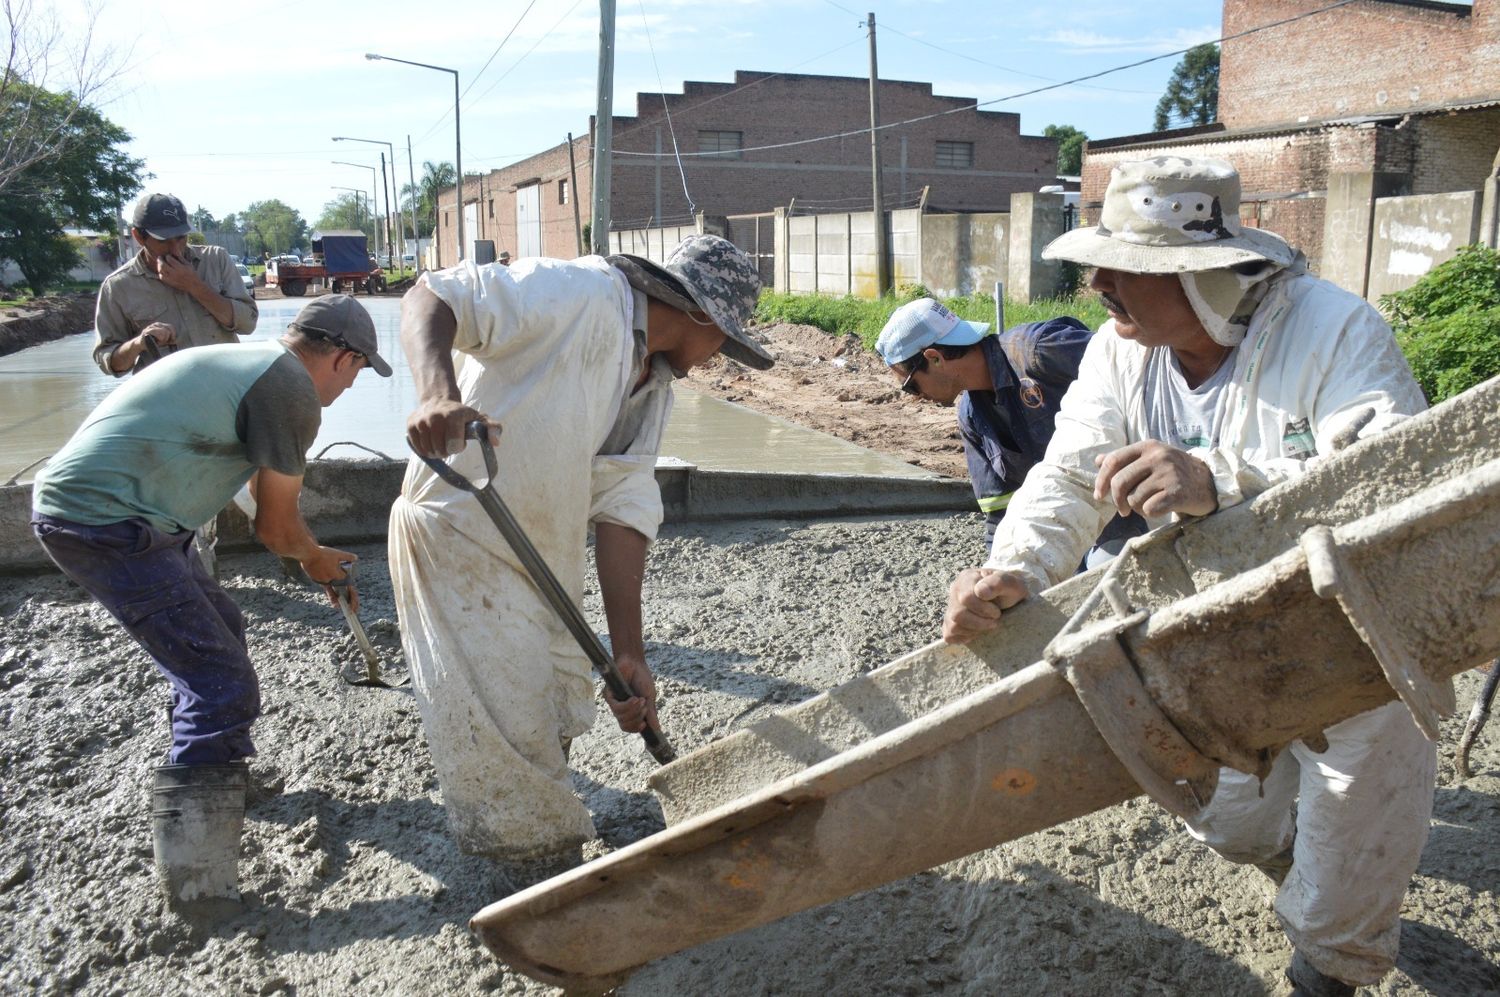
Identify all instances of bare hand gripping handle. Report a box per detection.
[415,421,677,765]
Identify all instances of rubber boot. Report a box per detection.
[151,762,249,920]
[1286,951,1357,997]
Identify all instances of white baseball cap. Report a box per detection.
[875,298,990,366]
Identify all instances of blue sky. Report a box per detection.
[54,0,1221,224]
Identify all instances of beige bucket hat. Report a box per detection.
[1043,157,1297,274]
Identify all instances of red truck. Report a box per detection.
[265,231,386,297]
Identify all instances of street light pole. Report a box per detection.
[333,161,380,256]
[332,135,406,266]
[366,53,464,262]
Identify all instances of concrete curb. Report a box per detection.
[2,459,973,575]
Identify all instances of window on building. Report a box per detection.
[444,211,450,228]
[936,141,974,169]
[698,130,744,159]
[488,199,494,218]
[559,179,569,204]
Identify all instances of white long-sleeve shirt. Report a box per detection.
[985,271,1426,594]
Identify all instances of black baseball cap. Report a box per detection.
[289,294,392,377]
[131,193,193,240]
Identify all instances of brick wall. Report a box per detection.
[1221,0,1498,128]
[1408,107,1500,192]
[438,70,1057,266]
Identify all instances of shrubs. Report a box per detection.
[1381,245,1500,404]
[755,289,1107,351]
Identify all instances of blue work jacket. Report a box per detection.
[957,317,1092,540]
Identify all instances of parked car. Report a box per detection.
[235,263,254,294]
[401,253,416,268]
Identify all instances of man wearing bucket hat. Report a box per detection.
[876,298,1143,554]
[32,294,388,915]
[390,234,770,862]
[941,157,1433,996]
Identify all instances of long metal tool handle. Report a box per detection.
[416,423,677,764]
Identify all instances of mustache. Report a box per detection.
[1098,292,1127,317]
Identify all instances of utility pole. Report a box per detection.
[378,152,392,265]
[407,135,420,270]
[866,11,889,296]
[591,0,616,256]
[567,132,584,256]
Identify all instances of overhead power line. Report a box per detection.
[818,0,1159,95]
[615,0,1361,159]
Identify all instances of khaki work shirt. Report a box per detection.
[93,244,258,376]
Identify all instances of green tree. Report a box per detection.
[1153,43,1219,131]
[0,77,143,294]
[0,0,125,195]
[401,160,455,240]
[316,193,374,239]
[237,199,308,258]
[1043,124,1087,176]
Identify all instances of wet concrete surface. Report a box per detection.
[1,519,1496,996]
[0,297,937,484]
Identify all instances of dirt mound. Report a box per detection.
[0,293,96,357]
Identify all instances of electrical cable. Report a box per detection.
[636,0,696,215]
[616,0,1362,159]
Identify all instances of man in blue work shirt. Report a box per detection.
[878,297,1138,553]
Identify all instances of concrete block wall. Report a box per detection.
[1367,190,1483,300]
[1007,193,1065,302]
[1220,0,1498,129]
[918,213,1008,298]
[608,223,699,263]
[777,206,998,300]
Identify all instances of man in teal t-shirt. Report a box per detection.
[31,294,390,914]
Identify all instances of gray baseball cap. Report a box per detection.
[608,234,773,370]
[289,294,392,377]
[131,192,193,240]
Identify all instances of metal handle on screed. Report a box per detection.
[415,421,677,765]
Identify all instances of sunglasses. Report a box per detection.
[899,354,928,395]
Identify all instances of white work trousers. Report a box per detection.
[1183,701,1436,985]
[389,497,598,861]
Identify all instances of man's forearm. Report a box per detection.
[595,522,648,663]
[185,278,235,328]
[402,283,461,403]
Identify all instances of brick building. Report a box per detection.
[435,70,1057,265]
[1082,0,1499,273]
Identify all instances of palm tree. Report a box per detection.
[401,160,456,240]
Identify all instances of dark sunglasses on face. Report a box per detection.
[899,353,928,395]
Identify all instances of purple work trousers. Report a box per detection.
[31,512,260,764]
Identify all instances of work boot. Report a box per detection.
[150,761,249,920]
[1286,950,1357,996]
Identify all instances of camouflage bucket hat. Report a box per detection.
[1042,157,1297,274]
[608,234,773,370]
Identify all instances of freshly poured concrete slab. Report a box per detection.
[0,298,935,484]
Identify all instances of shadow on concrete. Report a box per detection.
[1396,917,1500,996]
[623,860,1271,996]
